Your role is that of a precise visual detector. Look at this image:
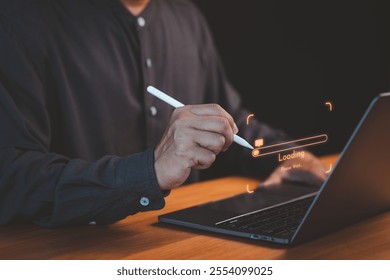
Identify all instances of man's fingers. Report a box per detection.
[154,103,239,190]
[187,147,216,170]
[189,130,228,154]
[181,104,238,134]
[174,117,234,151]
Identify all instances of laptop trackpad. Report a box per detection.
[205,182,319,215]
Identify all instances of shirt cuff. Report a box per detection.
[116,147,166,210]
[93,148,166,224]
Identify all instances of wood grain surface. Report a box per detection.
[1,154,389,260]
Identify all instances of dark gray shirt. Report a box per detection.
[0,0,284,227]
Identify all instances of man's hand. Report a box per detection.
[154,104,238,190]
[262,151,327,188]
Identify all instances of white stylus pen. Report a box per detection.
[147,86,254,150]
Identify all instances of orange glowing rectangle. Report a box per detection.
[252,134,328,158]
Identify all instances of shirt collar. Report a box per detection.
[110,0,156,23]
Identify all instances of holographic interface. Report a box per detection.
[252,134,328,158]
[325,101,333,112]
[246,100,333,177]
[246,114,255,125]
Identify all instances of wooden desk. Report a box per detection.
[1,154,389,260]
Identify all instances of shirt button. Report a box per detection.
[137,17,146,27]
[149,106,158,117]
[140,197,150,207]
[145,58,152,68]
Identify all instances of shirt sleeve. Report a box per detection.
[0,18,165,227]
[193,7,288,180]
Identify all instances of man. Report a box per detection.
[0,0,325,227]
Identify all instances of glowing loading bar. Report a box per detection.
[252,134,328,158]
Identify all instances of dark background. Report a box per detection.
[191,0,390,155]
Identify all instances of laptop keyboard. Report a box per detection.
[216,196,315,237]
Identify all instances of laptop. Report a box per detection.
[158,93,390,245]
